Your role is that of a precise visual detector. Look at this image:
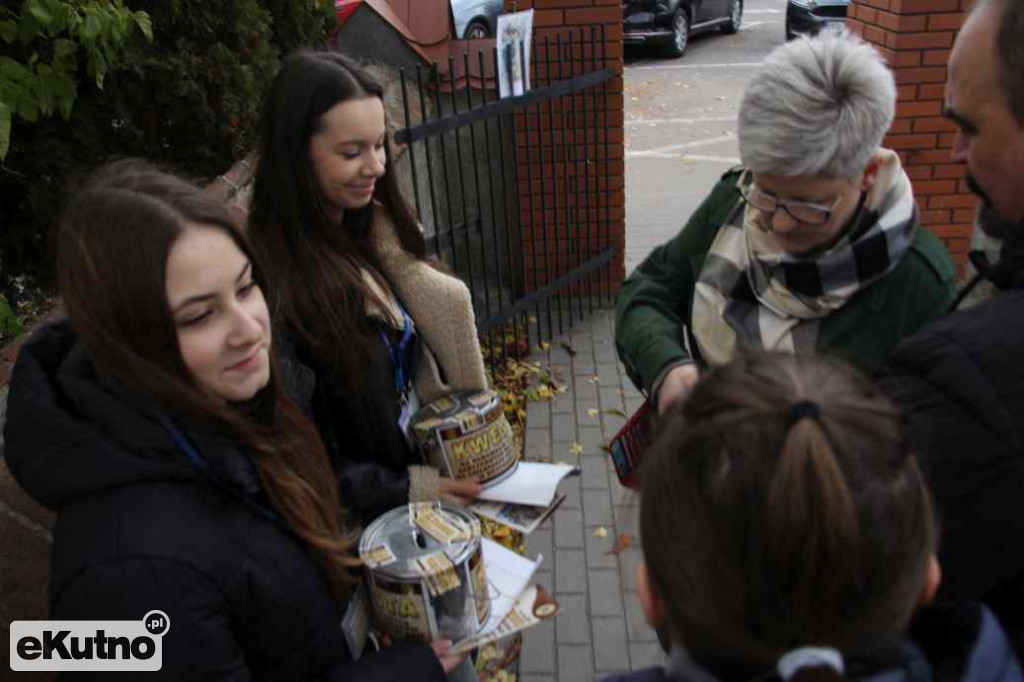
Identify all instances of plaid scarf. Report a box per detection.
[692,150,918,365]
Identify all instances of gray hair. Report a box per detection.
[738,31,896,179]
[973,0,1024,127]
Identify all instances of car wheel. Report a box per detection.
[721,0,742,34]
[465,19,490,39]
[785,17,796,40]
[661,8,689,58]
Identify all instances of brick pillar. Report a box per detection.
[506,0,626,300]
[846,0,975,270]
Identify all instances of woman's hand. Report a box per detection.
[657,364,700,415]
[438,478,483,507]
[430,639,468,673]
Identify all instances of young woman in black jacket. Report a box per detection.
[3,160,459,680]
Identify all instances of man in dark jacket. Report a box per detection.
[881,0,1024,652]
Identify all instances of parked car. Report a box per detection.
[451,0,504,39]
[785,0,849,40]
[623,0,743,59]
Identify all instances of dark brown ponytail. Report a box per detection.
[639,352,937,680]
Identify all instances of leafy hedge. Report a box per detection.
[0,0,335,307]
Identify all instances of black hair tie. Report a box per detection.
[787,400,820,426]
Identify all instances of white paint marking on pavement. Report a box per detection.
[632,61,763,71]
[625,115,737,126]
[679,154,741,164]
[627,133,736,158]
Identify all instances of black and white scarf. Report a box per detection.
[692,150,918,365]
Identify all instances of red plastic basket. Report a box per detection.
[607,402,654,491]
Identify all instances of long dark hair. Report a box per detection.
[641,353,937,682]
[57,159,360,593]
[248,50,426,385]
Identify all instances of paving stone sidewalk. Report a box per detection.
[516,307,668,682]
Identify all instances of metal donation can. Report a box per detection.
[359,503,491,642]
[411,390,519,487]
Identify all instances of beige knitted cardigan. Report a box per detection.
[367,203,489,501]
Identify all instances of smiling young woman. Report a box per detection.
[248,51,489,526]
[3,160,456,680]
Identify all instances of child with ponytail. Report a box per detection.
[603,353,1022,682]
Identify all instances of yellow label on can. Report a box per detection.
[369,576,431,641]
[445,417,515,480]
[470,547,489,626]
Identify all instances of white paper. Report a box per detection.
[476,462,577,507]
[454,537,541,649]
[497,9,533,98]
[452,585,551,655]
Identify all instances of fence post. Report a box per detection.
[846,0,976,272]
[507,0,626,305]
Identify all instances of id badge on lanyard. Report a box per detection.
[379,307,419,449]
[342,582,372,660]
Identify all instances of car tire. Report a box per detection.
[785,17,796,40]
[721,0,742,34]
[661,8,689,58]
[464,19,490,39]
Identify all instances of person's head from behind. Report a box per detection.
[254,50,397,233]
[946,0,1024,225]
[637,353,939,680]
[58,159,272,407]
[738,32,896,255]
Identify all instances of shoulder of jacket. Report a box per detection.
[901,226,958,285]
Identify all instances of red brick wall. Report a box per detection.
[846,0,976,269]
[506,0,626,298]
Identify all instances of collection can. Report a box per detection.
[359,504,490,642]
[411,389,519,487]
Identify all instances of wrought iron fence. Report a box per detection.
[393,25,618,370]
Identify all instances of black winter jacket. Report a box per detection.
[881,287,1024,647]
[3,321,445,681]
[298,321,422,525]
[601,603,1022,682]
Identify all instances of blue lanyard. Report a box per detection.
[155,413,279,524]
[377,306,416,399]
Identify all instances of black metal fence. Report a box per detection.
[393,26,618,370]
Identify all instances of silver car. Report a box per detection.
[451,0,504,39]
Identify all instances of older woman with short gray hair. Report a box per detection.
[616,31,956,414]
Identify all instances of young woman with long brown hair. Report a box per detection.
[248,51,487,525]
[3,160,459,679]
[601,353,1022,682]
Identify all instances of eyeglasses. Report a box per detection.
[738,172,843,227]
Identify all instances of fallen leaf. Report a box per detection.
[594,527,608,538]
[569,442,584,456]
[602,408,627,419]
[590,375,601,383]
[607,533,635,555]
[560,342,577,357]
[540,341,551,351]
[587,408,599,418]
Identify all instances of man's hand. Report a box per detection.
[656,364,699,415]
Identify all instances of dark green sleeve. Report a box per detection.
[614,174,741,395]
[890,226,957,344]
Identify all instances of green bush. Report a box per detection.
[0,0,335,304]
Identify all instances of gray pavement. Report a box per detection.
[517,308,658,681]
[517,4,785,678]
